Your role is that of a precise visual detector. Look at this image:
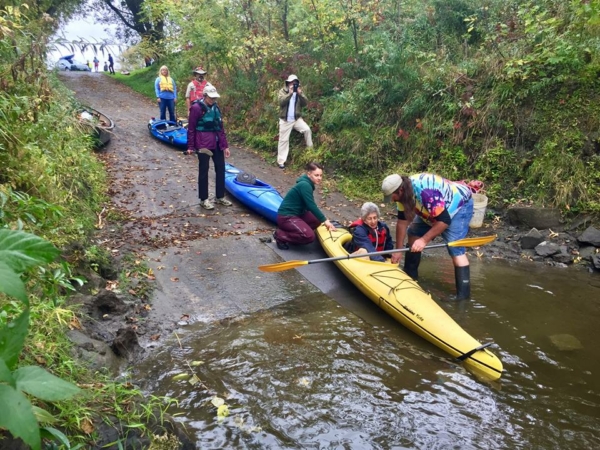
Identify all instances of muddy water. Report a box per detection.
[136,259,600,449]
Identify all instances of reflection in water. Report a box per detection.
[136,260,600,449]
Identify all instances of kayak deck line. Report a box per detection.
[456,342,495,362]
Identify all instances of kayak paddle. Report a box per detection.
[259,235,497,272]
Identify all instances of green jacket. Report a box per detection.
[277,174,327,223]
[278,87,308,120]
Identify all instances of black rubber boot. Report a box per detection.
[454,265,471,300]
[403,251,422,280]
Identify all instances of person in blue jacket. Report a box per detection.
[347,202,394,262]
[155,65,177,122]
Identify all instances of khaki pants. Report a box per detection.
[277,118,312,165]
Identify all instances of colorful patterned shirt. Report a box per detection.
[396,173,472,224]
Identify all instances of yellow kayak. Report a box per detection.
[316,225,503,381]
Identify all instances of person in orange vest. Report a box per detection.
[346,202,394,261]
[185,66,208,114]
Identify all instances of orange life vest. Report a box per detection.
[189,79,207,103]
[349,219,388,252]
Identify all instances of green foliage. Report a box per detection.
[428,145,469,181]
[0,85,107,244]
[473,141,522,203]
[106,0,600,216]
[0,5,180,448]
[84,245,111,274]
[0,230,80,450]
[0,229,60,305]
[526,140,591,207]
[37,262,85,305]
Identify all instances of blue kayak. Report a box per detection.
[148,118,188,148]
[224,163,283,224]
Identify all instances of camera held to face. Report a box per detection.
[292,80,300,92]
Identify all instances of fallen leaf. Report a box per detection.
[172,373,190,381]
[81,418,94,434]
[170,277,179,282]
[211,396,225,407]
[217,404,230,418]
[69,317,82,330]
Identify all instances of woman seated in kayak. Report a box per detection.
[347,202,394,262]
[273,162,337,250]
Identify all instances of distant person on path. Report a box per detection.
[382,173,474,299]
[186,85,232,210]
[154,65,177,122]
[277,74,313,169]
[144,56,152,67]
[86,60,91,69]
[103,61,108,72]
[108,54,115,74]
[93,57,99,72]
[185,66,208,114]
[346,202,394,262]
[272,162,336,249]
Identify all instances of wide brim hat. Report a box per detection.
[192,66,207,75]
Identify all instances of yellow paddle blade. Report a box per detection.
[259,260,310,272]
[448,235,497,247]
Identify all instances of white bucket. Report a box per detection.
[469,193,488,228]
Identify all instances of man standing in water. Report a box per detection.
[382,172,474,299]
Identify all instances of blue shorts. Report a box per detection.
[407,198,474,257]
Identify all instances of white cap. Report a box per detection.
[285,74,299,83]
[203,84,220,98]
[382,174,403,203]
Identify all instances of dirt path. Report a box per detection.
[60,71,365,353]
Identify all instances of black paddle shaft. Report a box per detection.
[307,243,450,265]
